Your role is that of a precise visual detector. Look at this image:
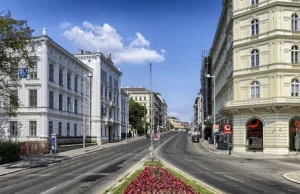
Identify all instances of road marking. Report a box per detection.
[41,187,57,194]
[0,184,16,192]
[154,134,176,154]
[197,164,210,171]
[184,158,191,162]
[224,175,245,183]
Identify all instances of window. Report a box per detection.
[251,0,258,6]
[291,79,299,97]
[67,97,71,112]
[67,123,70,136]
[74,124,77,136]
[58,122,62,136]
[251,81,260,99]
[49,64,54,82]
[101,70,107,82]
[10,121,18,137]
[105,88,107,100]
[67,72,71,89]
[81,78,84,94]
[10,90,18,108]
[251,49,259,67]
[114,79,118,89]
[59,68,64,86]
[101,105,107,116]
[109,109,112,118]
[109,91,112,101]
[292,14,298,31]
[59,94,63,111]
[101,86,104,99]
[49,121,53,136]
[74,99,78,114]
[28,64,37,79]
[140,97,142,100]
[29,90,37,107]
[109,75,112,87]
[74,76,78,92]
[251,19,259,35]
[29,121,37,136]
[292,45,299,64]
[49,91,54,109]
[144,96,146,100]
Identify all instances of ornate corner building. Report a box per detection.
[211,0,300,154]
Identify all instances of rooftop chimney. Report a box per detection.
[97,47,100,53]
[78,49,83,54]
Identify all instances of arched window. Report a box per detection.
[251,19,259,35]
[251,81,260,99]
[292,14,298,31]
[251,49,259,67]
[251,0,259,6]
[291,45,299,64]
[291,79,299,97]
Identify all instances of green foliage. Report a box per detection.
[0,10,38,116]
[0,140,20,164]
[129,98,147,134]
[144,160,163,166]
[110,169,143,194]
[170,123,175,129]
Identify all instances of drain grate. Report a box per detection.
[99,160,125,174]
[80,175,105,182]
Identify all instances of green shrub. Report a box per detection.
[0,140,20,164]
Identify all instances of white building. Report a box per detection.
[121,89,130,139]
[0,28,93,152]
[193,93,202,129]
[210,0,300,154]
[74,50,122,144]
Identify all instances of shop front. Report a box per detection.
[289,117,300,152]
[246,118,263,151]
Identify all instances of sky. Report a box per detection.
[1,0,222,122]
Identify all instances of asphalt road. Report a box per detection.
[0,132,174,194]
[159,131,300,194]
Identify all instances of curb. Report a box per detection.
[282,172,300,184]
[199,141,219,155]
[0,138,145,177]
[160,159,224,194]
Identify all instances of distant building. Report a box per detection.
[120,89,130,139]
[168,116,185,129]
[122,87,168,133]
[193,93,202,129]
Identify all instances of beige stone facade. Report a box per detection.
[211,0,300,154]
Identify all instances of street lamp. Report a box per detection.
[83,73,93,148]
[144,105,146,137]
[205,73,216,151]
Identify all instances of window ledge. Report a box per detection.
[250,35,259,39]
[26,136,38,138]
[250,66,259,69]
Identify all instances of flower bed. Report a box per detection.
[123,166,199,194]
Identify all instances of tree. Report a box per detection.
[0,11,37,116]
[129,98,147,135]
[170,123,174,129]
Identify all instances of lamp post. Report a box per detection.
[205,74,216,151]
[83,73,93,149]
[144,105,146,136]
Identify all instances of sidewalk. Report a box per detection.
[199,139,300,159]
[283,171,300,184]
[0,136,146,177]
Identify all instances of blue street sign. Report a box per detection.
[51,137,56,154]
[18,68,28,78]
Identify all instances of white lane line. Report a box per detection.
[41,187,57,194]
[184,158,191,162]
[197,164,210,171]
[224,175,245,184]
[0,184,16,192]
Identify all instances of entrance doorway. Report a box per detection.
[108,126,113,143]
[289,117,300,151]
[246,118,263,151]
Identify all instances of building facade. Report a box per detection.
[74,50,122,144]
[122,87,168,133]
[168,116,186,129]
[121,89,130,139]
[193,93,202,129]
[0,29,93,149]
[210,0,300,154]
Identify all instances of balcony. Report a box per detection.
[109,101,116,107]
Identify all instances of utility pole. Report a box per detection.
[150,63,154,160]
[144,105,146,136]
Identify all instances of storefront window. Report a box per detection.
[289,117,300,151]
[246,118,263,151]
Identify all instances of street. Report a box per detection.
[1,131,300,194]
[0,132,174,194]
[159,131,300,194]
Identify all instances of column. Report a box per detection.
[41,38,49,139]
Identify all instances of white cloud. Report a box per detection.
[168,111,181,119]
[62,21,165,65]
[60,22,72,29]
[161,49,166,54]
